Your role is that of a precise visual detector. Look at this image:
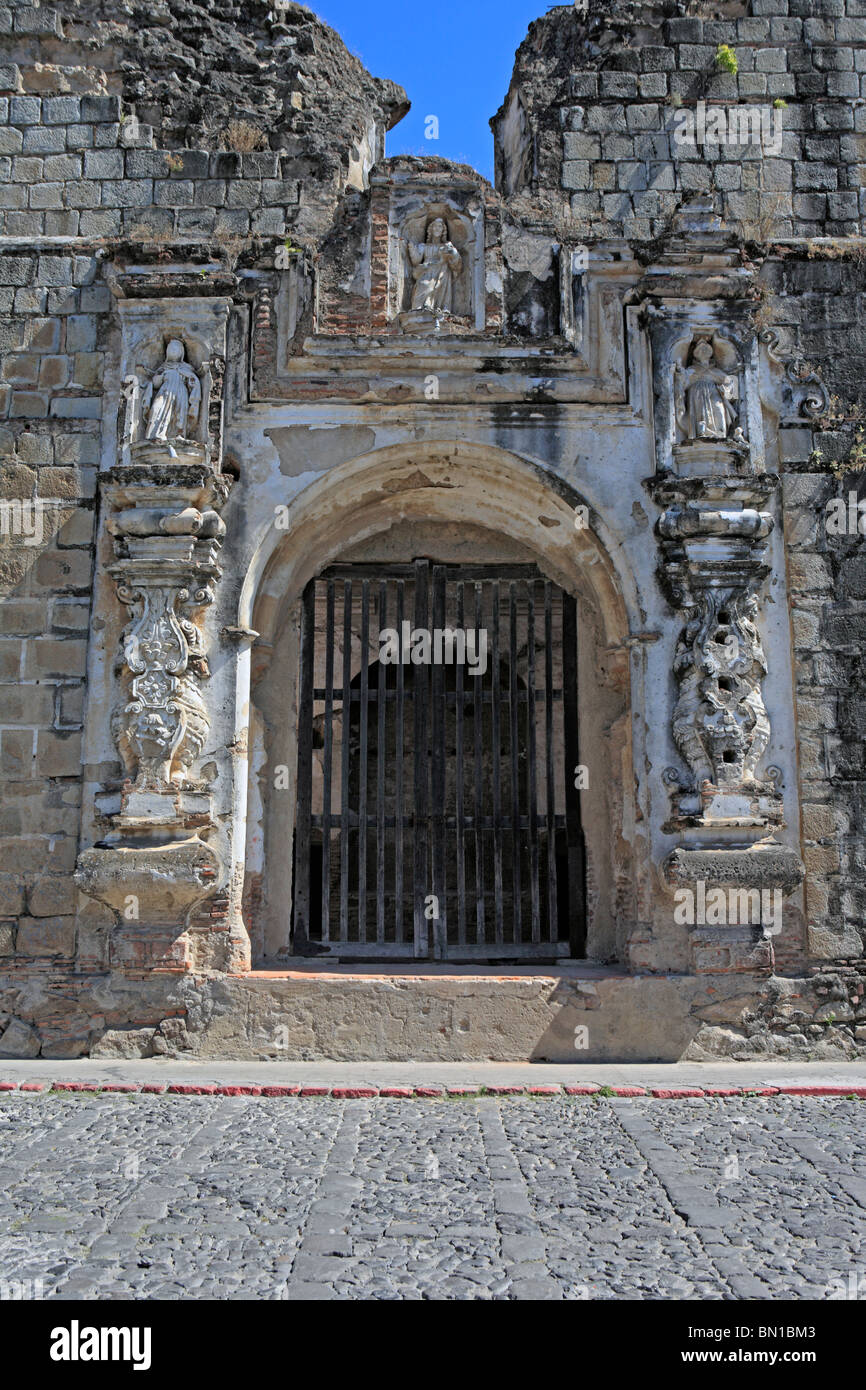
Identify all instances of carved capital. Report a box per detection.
[759,328,830,420]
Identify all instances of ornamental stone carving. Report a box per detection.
[652,472,779,828]
[405,216,462,318]
[120,335,215,465]
[674,336,744,444]
[75,296,240,975]
[142,339,202,444]
[107,472,228,807]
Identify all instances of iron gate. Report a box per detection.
[292,561,586,959]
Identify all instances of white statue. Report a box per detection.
[406,217,462,316]
[675,338,740,442]
[142,339,202,444]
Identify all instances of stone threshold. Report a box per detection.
[239,962,628,980]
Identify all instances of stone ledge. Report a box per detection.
[663,842,805,894]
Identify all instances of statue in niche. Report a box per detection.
[674,337,744,443]
[406,217,462,316]
[142,339,202,444]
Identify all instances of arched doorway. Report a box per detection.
[292,559,586,960]
[239,441,641,968]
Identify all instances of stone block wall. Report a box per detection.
[0,238,101,971]
[770,253,866,967]
[496,0,866,240]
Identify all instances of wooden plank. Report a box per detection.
[431,565,447,959]
[339,578,352,943]
[376,579,387,946]
[544,581,558,944]
[562,590,587,957]
[441,942,571,961]
[412,560,429,958]
[455,580,466,947]
[473,581,485,946]
[358,578,370,944]
[320,578,335,944]
[490,579,504,946]
[292,580,316,950]
[526,580,541,944]
[394,579,405,943]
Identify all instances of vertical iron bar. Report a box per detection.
[526,581,540,944]
[473,582,485,946]
[320,578,335,944]
[413,560,429,958]
[491,580,504,947]
[339,579,352,943]
[508,581,522,945]
[293,580,316,950]
[562,591,587,957]
[358,579,370,944]
[395,580,405,943]
[544,581,557,944]
[431,565,447,958]
[455,580,466,946]
[376,580,387,946]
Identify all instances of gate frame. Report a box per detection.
[236,440,646,965]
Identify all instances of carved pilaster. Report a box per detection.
[641,250,806,968]
[106,461,228,824]
[76,291,241,973]
[651,471,780,829]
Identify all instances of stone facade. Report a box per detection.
[0,0,864,1060]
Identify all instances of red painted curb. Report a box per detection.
[3,1079,866,1100]
[650,1087,705,1099]
[776,1085,866,1097]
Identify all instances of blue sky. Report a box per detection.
[310,1,549,182]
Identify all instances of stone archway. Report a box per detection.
[234,442,643,965]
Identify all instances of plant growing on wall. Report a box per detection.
[715,44,738,74]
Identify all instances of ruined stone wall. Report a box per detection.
[486,0,866,1060]
[0,0,406,1043]
[0,0,864,1060]
[769,256,866,968]
[495,0,866,241]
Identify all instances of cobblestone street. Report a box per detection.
[0,1094,863,1301]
